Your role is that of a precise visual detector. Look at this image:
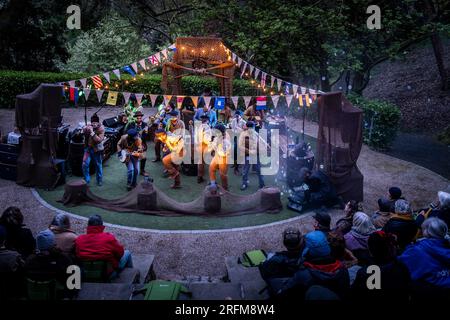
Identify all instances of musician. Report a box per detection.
[125,111,149,176]
[152,105,166,162]
[218,102,232,125]
[165,110,185,133]
[244,103,265,130]
[230,110,246,175]
[155,129,184,189]
[208,124,231,190]
[239,121,265,190]
[117,129,144,191]
[82,114,105,186]
[196,114,212,183]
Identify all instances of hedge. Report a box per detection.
[347,93,401,150]
[0,70,255,108]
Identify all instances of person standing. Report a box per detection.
[126,111,149,176]
[82,114,105,186]
[117,129,144,191]
[239,121,265,190]
[155,129,184,189]
[230,110,246,175]
[196,114,212,184]
[208,124,231,190]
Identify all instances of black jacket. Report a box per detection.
[383,216,418,250]
[259,251,300,281]
[0,224,36,257]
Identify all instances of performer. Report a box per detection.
[230,110,246,175]
[196,114,212,183]
[82,114,105,186]
[117,129,144,191]
[218,102,232,125]
[155,129,184,189]
[239,121,265,190]
[208,124,231,190]
[165,110,185,133]
[244,103,265,130]
[125,111,149,176]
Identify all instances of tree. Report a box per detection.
[58,11,152,73]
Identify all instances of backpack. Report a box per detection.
[239,250,267,267]
[259,252,300,280]
[141,280,190,300]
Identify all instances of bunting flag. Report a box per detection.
[231,52,236,62]
[122,92,131,104]
[237,57,242,67]
[113,69,121,80]
[91,75,103,89]
[106,91,118,106]
[95,89,104,102]
[149,54,160,66]
[243,96,252,108]
[301,87,306,94]
[69,87,78,103]
[123,65,136,77]
[256,96,266,110]
[270,76,275,88]
[68,80,76,88]
[161,49,168,60]
[277,78,282,92]
[285,83,291,95]
[249,65,254,76]
[191,96,199,108]
[135,93,144,105]
[240,62,248,78]
[202,96,212,108]
[164,95,172,105]
[83,88,91,100]
[254,68,260,79]
[103,72,110,83]
[176,96,185,109]
[261,73,267,88]
[298,94,311,108]
[214,96,225,110]
[139,59,146,70]
[131,62,138,73]
[150,94,159,107]
[292,84,298,94]
[285,95,294,107]
[80,78,87,88]
[271,95,280,108]
[231,96,239,108]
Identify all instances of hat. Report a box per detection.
[302,231,331,259]
[394,199,411,214]
[313,212,331,230]
[134,111,144,117]
[169,110,178,117]
[283,228,302,251]
[127,129,138,138]
[90,113,100,123]
[88,214,103,226]
[36,229,55,252]
[389,187,402,200]
[246,121,255,128]
[214,123,226,134]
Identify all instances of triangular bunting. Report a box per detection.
[135,93,144,105]
[176,96,185,109]
[161,49,168,60]
[95,90,104,102]
[231,96,239,108]
[139,59,146,70]
[68,80,75,88]
[103,72,110,83]
[301,87,307,94]
[190,96,199,108]
[231,52,236,62]
[277,78,282,92]
[243,96,252,108]
[113,69,121,80]
[254,68,260,79]
[285,95,294,107]
[249,65,254,76]
[271,95,280,108]
[292,84,298,94]
[237,57,242,67]
[240,62,248,78]
[164,95,172,105]
[149,54,160,66]
[80,78,87,88]
[83,88,91,100]
[150,94,159,107]
[203,96,212,108]
[131,62,138,73]
[122,92,131,104]
[270,76,275,88]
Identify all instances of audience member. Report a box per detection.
[378,186,403,212]
[313,211,331,234]
[0,207,35,257]
[344,212,376,265]
[0,225,25,299]
[383,199,418,251]
[75,214,133,278]
[49,213,78,257]
[416,191,450,229]
[335,200,360,235]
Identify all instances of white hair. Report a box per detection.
[352,211,376,236]
[438,191,450,209]
[422,217,448,239]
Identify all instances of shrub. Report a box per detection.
[347,93,401,150]
[0,70,254,108]
[437,125,450,145]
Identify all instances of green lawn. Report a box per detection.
[37,131,316,230]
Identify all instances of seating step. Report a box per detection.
[131,254,156,284]
[110,267,140,284]
[187,282,244,300]
[77,283,134,300]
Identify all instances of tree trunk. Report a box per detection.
[430,33,449,91]
[351,71,366,95]
[319,62,331,92]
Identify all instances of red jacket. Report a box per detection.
[75,226,124,270]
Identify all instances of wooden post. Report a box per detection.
[204,185,221,213]
[60,180,89,206]
[260,187,282,211]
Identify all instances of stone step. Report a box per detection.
[77,283,134,300]
[131,254,156,283]
[110,267,140,284]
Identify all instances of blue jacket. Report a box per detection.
[398,238,450,289]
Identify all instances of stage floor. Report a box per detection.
[36,138,315,230]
